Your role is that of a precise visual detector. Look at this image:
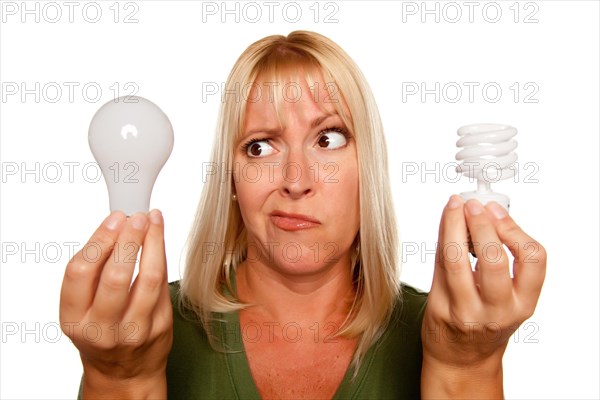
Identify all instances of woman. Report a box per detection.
[60,31,546,399]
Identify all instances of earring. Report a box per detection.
[232,193,237,201]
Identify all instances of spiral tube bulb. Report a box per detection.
[455,123,518,210]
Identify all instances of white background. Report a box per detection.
[1,1,598,398]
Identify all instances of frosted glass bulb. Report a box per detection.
[88,96,174,216]
[455,123,518,211]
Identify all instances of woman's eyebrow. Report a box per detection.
[310,113,338,129]
[242,113,339,138]
[242,127,282,137]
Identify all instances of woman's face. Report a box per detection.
[233,75,360,278]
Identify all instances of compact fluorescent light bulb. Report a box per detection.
[455,123,518,211]
[88,96,174,216]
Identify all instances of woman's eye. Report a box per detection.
[246,140,275,157]
[317,131,347,149]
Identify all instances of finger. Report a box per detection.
[150,277,174,338]
[486,202,547,308]
[465,200,512,305]
[433,195,479,307]
[126,210,168,323]
[127,269,173,345]
[60,212,127,321]
[91,212,149,321]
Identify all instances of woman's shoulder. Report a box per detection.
[400,282,429,301]
[395,282,429,324]
[377,282,428,353]
[339,283,428,399]
[167,280,205,336]
[169,280,182,296]
[165,281,245,398]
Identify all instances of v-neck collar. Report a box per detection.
[217,271,379,400]
[220,309,262,399]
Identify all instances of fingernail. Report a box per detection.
[487,202,508,219]
[149,209,163,225]
[104,212,124,231]
[447,195,463,209]
[130,213,147,230]
[466,199,483,215]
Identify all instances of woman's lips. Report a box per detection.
[269,212,321,231]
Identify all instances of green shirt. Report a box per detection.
[166,281,428,399]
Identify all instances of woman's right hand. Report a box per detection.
[59,210,173,399]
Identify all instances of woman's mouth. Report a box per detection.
[269,211,321,231]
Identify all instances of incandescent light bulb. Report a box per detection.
[88,96,174,216]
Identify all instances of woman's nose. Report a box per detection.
[279,148,315,200]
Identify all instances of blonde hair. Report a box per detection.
[181,30,400,372]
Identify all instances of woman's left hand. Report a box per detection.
[421,195,546,398]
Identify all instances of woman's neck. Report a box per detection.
[235,258,356,324]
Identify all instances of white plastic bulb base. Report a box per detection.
[88,96,174,216]
[459,190,510,212]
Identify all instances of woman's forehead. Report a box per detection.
[241,70,344,132]
[250,65,336,99]
[246,78,338,111]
